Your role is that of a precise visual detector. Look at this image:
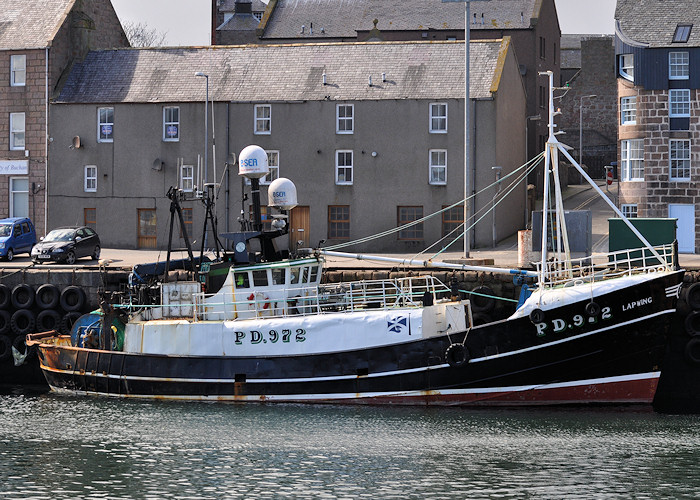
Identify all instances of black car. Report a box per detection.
[31,226,101,265]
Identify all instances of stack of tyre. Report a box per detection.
[683,283,700,364]
[0,283,89,364]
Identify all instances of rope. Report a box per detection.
[459,288,518,303]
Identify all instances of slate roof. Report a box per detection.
[616,0,700,48]
[218,14,261,32]
[219,0,267,13]
[54,40,509,104]
[0,0,75,50]
[261,0,537,40]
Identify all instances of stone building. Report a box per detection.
[0,0,128,235]
[615,0,700,253]
[48,40,526,252]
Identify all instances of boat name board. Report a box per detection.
[535,307,613,337]
[622,296,653,312]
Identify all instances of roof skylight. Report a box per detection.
[673,24,692,43]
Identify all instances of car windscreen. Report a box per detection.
[44,229,75,242]
[0,225,10,237]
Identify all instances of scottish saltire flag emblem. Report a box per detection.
[387,316,408,334]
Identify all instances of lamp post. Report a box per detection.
[579,94,597,167]
[194,72,209,186]
[525,114,540,226]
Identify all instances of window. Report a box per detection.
[620,139,644,181]
[328,205,350,239]
[621,96,636,125]
[670,89,691,117]
[335,150,353,185]
[398,206,424,240]
[429,150,447,185]
[539,36,546,59]
[9,112,24,150]
[539,86,546,108]
[254,104,271,134]
[84,165,97,192]
[180,207,193,238]
[673,24,692,43]
[9,178,28,217]
[621,204,638,218]
[442,205,464,238]
[137,209,157,249]
[619,54,634,80]
[252,12,263,22]
[336,104,354,134]
[670,139,691,180]
[261,151,279,185]
[10,55,25,86]
[98,107,114,142]
[669,52,689,79]
[84,208,96,230]
[163,106,180,141]
[180,164,194,192]
[430,103,447,133]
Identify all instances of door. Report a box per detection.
[138,209,157,249]
[669,204,695,253]
[289,205,310,251]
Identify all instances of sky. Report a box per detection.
[110,0,617,47]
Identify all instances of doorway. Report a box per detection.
[138,208,157,249]
[290,205,310,251]
[669,204,695,253]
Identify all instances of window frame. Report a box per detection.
[9,177,28,218]
[620,96,637,125]
[620,139,645,181]
[397,206,424,241]
[670,139,691,181]
[336,104,354,134]
[619,54,634,81]
[180,207,193,239]
[673,24,693,43]
[328,205,350,240]
[442,205,464,239]
[669,89,691,118]
[9,112,25,150]
[335,150,353,185]
[84,208,97,230]
[10,54,26,87]
[621,204,638,218]
[254,104,271,135]
[180,164,194,192]
[163,106,180,141]
[260,150,280,185]
[84,165,97,192]
[97,107,114,143]
[429,102,448,133]
[669,51,689,80]
[429,149,447,185]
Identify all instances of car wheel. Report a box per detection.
[6,249,13,262]
[32,259,41,265]
[92,245,101,260]
[65,250,76,265]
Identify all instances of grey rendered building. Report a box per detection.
[48,39,526,252]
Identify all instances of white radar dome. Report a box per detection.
[268,177,298,210]
[238,145,269,179]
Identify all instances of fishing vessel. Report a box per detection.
[27,73,684,405]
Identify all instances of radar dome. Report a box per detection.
[238,145,269,179]
[268,178,298,210]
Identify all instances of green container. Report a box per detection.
[608,218,677,266]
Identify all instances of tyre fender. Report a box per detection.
[529,308,545,324]
[60,286,86,312]
[585,301,601,317]
[11,284,35,309]
[685,336,700,365]
[0,284,11,310]
[36,284,60,310]
[11,309,36,336]
[36,309,62,332]
[686,282,700,311]
[0,334,11,361]
[0,310,11,335]
[470,286,496,313]
[445,343,469,368]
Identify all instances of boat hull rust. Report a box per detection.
[30,270,683,406]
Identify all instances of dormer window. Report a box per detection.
[673,24,692,43]
[619,54,634,81]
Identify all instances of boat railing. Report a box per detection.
[535,243,677,288]
[194,275,450,321]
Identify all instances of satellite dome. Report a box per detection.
[238,145,269,179]
[268,177,298,210]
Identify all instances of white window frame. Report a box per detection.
[429,149,447,185]
[670,139,691,181]
[670,89,691,117]
[430,103,448,133]
[180,164,194,192]
[9,177,28,218]
[620,54,634,81]
[163,106,180,142]
[260,150,279,185]
[620,96,636,125]
[335,150,353,185]
[336,104,354,134]
[84,165,97,192]
[98,107,114,142]
[254,104,271,135]
[9,112,25,150]
[621,204,638,218]
[620,139,644,181]
[10,55,26,87]
[669,51,689,80]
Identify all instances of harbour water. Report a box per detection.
[2,386,700,499]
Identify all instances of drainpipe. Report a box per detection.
[44,48,49,235]
[225,102,230,239]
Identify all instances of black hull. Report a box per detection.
[33,271,684,405]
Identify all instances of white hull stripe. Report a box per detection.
[666,283,682,298]
[47,372,660,401]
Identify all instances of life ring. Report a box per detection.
[60,286,86,312]
[585,301,601,317]
[0,284,10,310]
[686,283,700,311]
[470,286,495,313]
[445,343,469,368]
[11,284,34,309]
[11,309,36,336]
[685,336,700,365]
[471,312,492,327]
[0,310,10,335]
[529,308,545,324]
[36,310,62,332]
[0,334,11,361]
[35,284,60,310]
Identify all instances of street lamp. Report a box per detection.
[194,71,209,187]
[579,94,597,167]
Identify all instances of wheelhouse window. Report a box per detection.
[180,164,194,192]
[98,107,114,142]
[84,165,97,192]
[673,24,692,43]
[620,96,636,125]
[670,89,691,117]
[163,106,180,141]
[430,103,447,133]
[328,205,350,239]
[335,150,353,185]
[429,150,447,185]
[9,112,25,150]
[619,54,634,81]
[670,139,691,180]
[620,139,644,181]
[398,206,424,240]
[621,204,638,218]
[336,104,354,134]
[10,55,25,86]
[254,104,271,134]
[669,52,689,79]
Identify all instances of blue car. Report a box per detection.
[0,217,37,261]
